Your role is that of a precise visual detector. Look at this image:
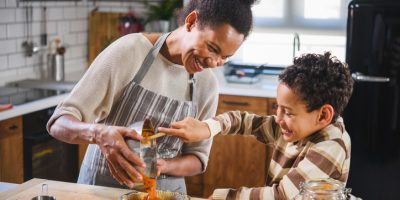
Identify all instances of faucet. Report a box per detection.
[293,32,300,59]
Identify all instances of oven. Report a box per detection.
[23,106,79,182]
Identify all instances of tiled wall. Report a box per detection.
[0,0,146,86]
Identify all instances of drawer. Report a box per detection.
[218,95,268,115]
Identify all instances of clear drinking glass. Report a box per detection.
[127,119,158,178]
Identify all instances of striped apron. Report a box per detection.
[77,33,197,194]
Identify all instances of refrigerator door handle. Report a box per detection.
[352,72,390,82]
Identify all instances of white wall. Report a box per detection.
[0,0,146,86]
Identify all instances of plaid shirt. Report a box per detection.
[206,111,351,200]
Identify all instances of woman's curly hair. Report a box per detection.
[182,0,258,39]
[278,52,354,122]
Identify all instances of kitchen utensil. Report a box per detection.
[22,5,39,57]
[47,39,65,81]
[31,184,56,200]
[40,6,47,46]
[146,132,166,140]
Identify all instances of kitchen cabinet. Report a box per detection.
[185,94,276,198]
[0,116,24,184]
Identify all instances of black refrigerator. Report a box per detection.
[344,1,400,199]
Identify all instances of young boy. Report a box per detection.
[158,52,354,199]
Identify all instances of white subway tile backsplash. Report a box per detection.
[98,1,122,7]
[26,53,42,66]
[0,9,15,23]
[0,25,6,39]
[63,7,77,20]
[0,0,5,8]
[5,0,16,7]
[64,33,78,46]
[0,1,146,86]
[32,7,43,22]
[15,8,25,23]
[31,22,41,36]
[76,7,88,19]
[57,21,70,35]
[77,32,86,45]
[48,7,64,21]
[111,7,128,13]
[65,57,87,73]
[0,39,16,54]
[46,21,57,35]
[66,45,85,59]
[0,55,8,70]
[16,37,27,53]
[8,53,26,68]
[0,69,18,86]
[17,65,39,76]
[70,20,86,32]
[7,23,25,38]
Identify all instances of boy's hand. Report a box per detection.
[157,117,211,143]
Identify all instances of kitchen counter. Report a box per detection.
[0,69,279,122]
[0,178,205,200]
[0,70,86,122]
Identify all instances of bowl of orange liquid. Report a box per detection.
[120,190,190,200]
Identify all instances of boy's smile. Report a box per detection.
[275,83,324,142]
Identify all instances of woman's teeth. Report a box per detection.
[194,58,203,71]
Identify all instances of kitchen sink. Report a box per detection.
[7,79,76,92]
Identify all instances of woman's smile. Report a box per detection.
[193,56,204,72]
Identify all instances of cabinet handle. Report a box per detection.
[9,125,18,130]
[222,100,250,106]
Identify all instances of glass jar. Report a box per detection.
[293,179,352,200]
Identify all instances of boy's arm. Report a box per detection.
[159,111,279,144]
[211,138,350,199]
[208,110,278,144]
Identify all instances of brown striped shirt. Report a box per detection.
[208,111,351,200]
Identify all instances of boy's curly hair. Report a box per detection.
[278,52,354,122]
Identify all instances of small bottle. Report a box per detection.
[293,179,352,200]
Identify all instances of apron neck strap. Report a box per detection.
[133,32,171,84]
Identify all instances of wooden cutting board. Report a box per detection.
[0,178,206,200]
[0,178,132,200]
[88,11,126,65]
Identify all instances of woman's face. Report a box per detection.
[180,13,245,74]
[275,83,322,142]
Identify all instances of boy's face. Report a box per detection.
[275,83,323,142]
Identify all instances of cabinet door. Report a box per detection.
[267,98,278,115]
[0,116,24,183]
[186,95,271,197]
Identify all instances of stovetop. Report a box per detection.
[0,87,67,105]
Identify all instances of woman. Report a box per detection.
[47,0,257,193]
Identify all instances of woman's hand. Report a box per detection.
[91,124,145,188]
[156,158,167,176]
[157,117,211,143]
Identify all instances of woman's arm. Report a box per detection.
[49,115,145,188]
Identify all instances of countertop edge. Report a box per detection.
[0,93,68,121]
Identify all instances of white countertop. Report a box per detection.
[0,69,279,122]
[0,69,85,121]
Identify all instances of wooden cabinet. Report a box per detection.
[186,94,276,198]
[217,94,269,115]
[0,116,24,183]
